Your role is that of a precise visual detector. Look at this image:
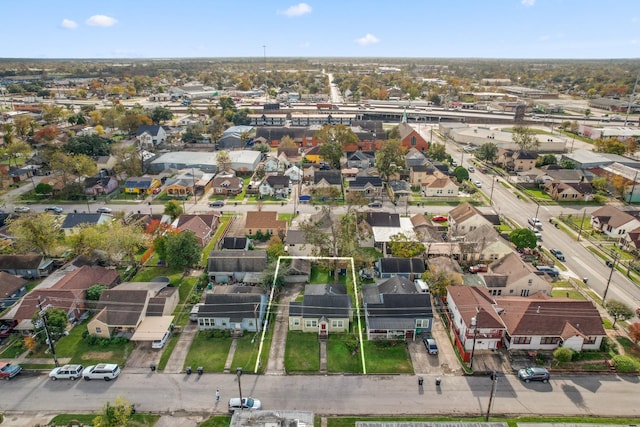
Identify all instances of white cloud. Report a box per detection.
[61,19,78,29]
[356,33,380,46]
[521,0,536,6]
[280,3,312,17]
[86,15,118,27]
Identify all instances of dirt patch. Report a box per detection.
[81,351,114,360]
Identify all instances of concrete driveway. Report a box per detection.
[409,312,463,376]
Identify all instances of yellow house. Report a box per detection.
[303,145,323,164]
[123,177,161,195]
[288,286,352,336]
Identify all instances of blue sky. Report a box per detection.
[1,0,638,59]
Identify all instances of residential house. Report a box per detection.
[283,230,310,256]
[87,281,178,340]
[173,213,220,246]
[410,214,445,243]
[135,125,167,147]
[303,146,322,164]
[210,175,244,196]
[459,224,514,264]
[427,256,464,285]
[259,175,291,198]
[207,250,268,284]
[405,148,427,169]
[363,211,416,253]
[422,177,459,198]
[590,205,640,240]
[376,257,425,280]
[220,237,250,251]
[346,151,374,169]
[495,149,538,172]
[84,176,119,196]
[0,272,27,310]
[345,176,383,200]
[448,202,494,237]
[197,286,267,333]
[123,176,161,195]
[543,181,594,202]
[362,276,433,340]
[409,163,444,187]
[262,155,284,174]
[480,252,552,297]
[61,213,113,235]
[284,165,303,182]
[312,170,343,194]
[397,122,429,152]
[289,284,352,336]
[0,254,54,279]
[95,155,117,173]
[284,258,312,284]
[245,211,287,238]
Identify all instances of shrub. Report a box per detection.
[204,329,230,339]
[553,347,574,363]
[610,355,639,372]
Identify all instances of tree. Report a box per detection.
[314,124,359,149]
[605,300,634,327]
[181,123,205,143]
[512,126,539,152]
[553,347,574,363]
[35,182,53,195]
[34,125,60,143]
[453,166,469,183]
[65,224,104,260]
[4,140,31,167]
[49,152,97,187]
[261,260,287,289]
[93,396,134,427]
[87,285,108,301]
[610,355,639,373]
[476,142,498,163]
[163,200,183,221]
[31,307,67,345]
[7,213,61,256]
[279,135,297,148]
[13,114,36,138]
[509,228,538,250]
[594,137,626,155]
[150,107,173,124]
[421,269,456,298]
[386,126,401,140]
[591,176,609,193]
[389,234,425,258]
[318,141,344,169]
[266,236,286,260]
[427,143,448,162]
[375,139,406,180]
[216,150,231,173]
[628,322,640,344]
[165,231,201,270]
[65,135,111,157]
[536,154,558,167]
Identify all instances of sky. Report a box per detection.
[1,0,639,59]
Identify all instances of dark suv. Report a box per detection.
[550,249,565,261]
[518,367,549,383]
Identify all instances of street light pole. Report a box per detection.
[485,371,498,421]
[236,367,243,410]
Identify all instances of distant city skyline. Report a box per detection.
[1,0,639,59]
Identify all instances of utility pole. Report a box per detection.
[236,367,244,409]
[485,371,498,421]
[602,253,618,305]
[624,72,639,127]
[469,315,478,370]
[37,297,60,367]
[627,170,638,205]
[489,178,496,205]
[576,208,587,242]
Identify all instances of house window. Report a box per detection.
[331,320,344,328]
[540,336,560,345]
[436,189,442,195]
[293,319,300,326]
[513,336,531,344]
[490,289,502,296]
[584,336,597,344]
[95,327,102,334]
[305,320,318,328]
[411,136,417,146]
[248,320,254,326]
[416,319,430,328]
[520,289,530,297]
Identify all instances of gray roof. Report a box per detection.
[199,293,264,322]
[304,283,347,296]
[377,276,418,295]
[365,212,400,227]
[378,257,425,275]
[221,237,249,250]
[61,213,103,229]
[289,294,351,318]
[365,293,432,319]
[207,250,267,273]
[97,289,148,327]
[350,176,383,189]
[136,125,165,137]
[313,170,342,185]
[0,254,43,270]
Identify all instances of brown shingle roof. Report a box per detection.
[448,202,482,224]
[51,265,119,290]
[97,289,148,327]
[0,272,27,298]
[245,211,286,231]
[14,289,83,322]
[0,254,43,270]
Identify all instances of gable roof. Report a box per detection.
[365,212,400,228]
[446,285,504,330]
[52,265,119,290]
[289,294,351,318]
[61,213,108,229]
[366,293,432,319]
[449,202,483,223]
[265,175,291,187]
[207,250,267,273]
[13,289,83,322]
[591,205,638,228]
[245,211,286,231]
[0,254,43,270]
[487,252,538,283]
[0,272,27,297]
[313,170,342,185]
[350,176,383,189]
[136,125,164,137]
[96,289,149,326]
[200,293,264,322]
[378,257,425,274]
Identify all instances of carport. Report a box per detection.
[130,316,174,341]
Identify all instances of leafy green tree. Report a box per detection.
[389,234,425,258]
[93,396,134,427]
[604,300,634,327]
[375,139,406,180]
[164,200,183,221]
[591,176,609,193]
[318,141,344,169]
[476,142,498,163]
[87,285,108,301]
[65,135,111,157]
[610,355,639,373]
[49,152,98,186]
[150,107,173,124]
[181,123,205,143]
[266,236,286,260]
[386,126,401,140]
[35,182,53,195]
[421,269,456,298]
[453,166,469,183]
[509,228,538,250]
[512,126,539,152]
[165,231,201,270]
[315,124,359,149]
[4,140,31,167]
[229,109,251,126]
[154,235,168,262]
[559,159,576,169]
[536,154,558,167]
[7,213,61,256]
[65,224,104,260]
[427,143,448,162]
[31,307,67,344]
[261,260,287,289]
[593,137,627,155]
[553,347,574,363]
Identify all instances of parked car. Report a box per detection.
[13,206,30,213]
[469,264,488,273]
[0,362,22,380]
[367,201,382,208]
[49,364,84,381]
[528,217,543,229]
[518,367,550,383]
[550,249,565,261]
[536,265,560,278]
[209,200,225,208]
[228,397,261,413]
[44,206,63,214]
[0,320,17,338]
[83,363,120,381]
[473,180,482,188]
[422,337,439,355]
[152,331,171,349]
[95,207,112,214]
[432,215,448,222]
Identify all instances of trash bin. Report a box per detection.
[150,363,156,372]
[418,376,423,386]
[197,366,203,375]
[186,366,192,375]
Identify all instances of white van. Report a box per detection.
[414,279,430,293]
[152,331,171,349]
[189,303,203,322]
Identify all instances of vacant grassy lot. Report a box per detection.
[363,340,413,374]
[48,413,160,426]
[184,332,233,372]
[285,331,320,372]
[326,335,362,373]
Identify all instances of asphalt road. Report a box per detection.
[2,371,639,417]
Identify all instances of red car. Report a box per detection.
[432,215,448,222]
[469,264,488,274]
[0,320,17,338]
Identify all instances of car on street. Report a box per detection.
[44,206,63,214]
[432,215,448,222]
[95,207,112,214]
[422,337,439,355]
[536,265,559,278]
[0,320,17,338]
[518,367,550,383]
[83,363,120,381]
[49,364,84,381]
[209,200,225,208]
[368,201,383,208]
[228,397,261,412]
[550,249,565,261]
[0,362,22,380]
[473,180,482,188]
[13,206,30,213]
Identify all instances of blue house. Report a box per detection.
[197,286,267,333]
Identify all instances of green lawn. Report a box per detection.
[326,335,362,373]
[184,332,233,372]
[48,413,160,427]
[551,289,586,300]
[284,331,320,372]
[363,340,413,374]
[132,266,183,282]
[199,416,233,427]
[230,333,263,373]
[0,335,26,358]
[157,333,181,371]
[309,267,346,285]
